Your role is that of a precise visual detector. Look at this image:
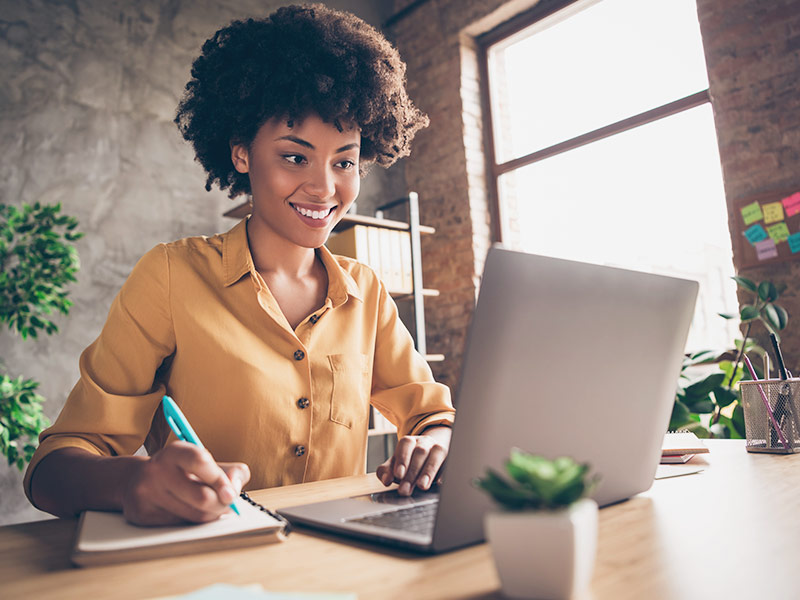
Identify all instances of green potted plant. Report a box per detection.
[475,449,599,600]
[0,202,83,469]
[670,276,789,439]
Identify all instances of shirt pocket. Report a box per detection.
[328,353,370,428]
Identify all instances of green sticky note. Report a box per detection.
[767,222,790,243]
[741,201,763,225]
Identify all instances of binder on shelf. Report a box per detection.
[325,225,370,265]
[326,224,414,295]
[378,227,395,290]
[398,230,413,294]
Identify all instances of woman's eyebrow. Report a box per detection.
[276,135,313,149]
[275,135,360,153]
[336,143,360,153]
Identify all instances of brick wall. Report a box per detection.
[387,0,543,393]
[390,0,800,392]
[697,0,800,370]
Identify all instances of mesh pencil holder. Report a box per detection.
[740,379,800,454]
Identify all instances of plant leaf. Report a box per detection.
[731,404,747,438]
[712,387,738,408]
[763,303,781,333]
[732,276,757,293]
[773,304,789,330]
[758,281,778,302]
[740,305,759,321]
[683,373,726,399]
[669,400,693,431]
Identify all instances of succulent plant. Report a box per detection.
[475,449,599,511]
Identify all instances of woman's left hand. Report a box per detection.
[376,426,452,496]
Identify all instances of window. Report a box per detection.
[480,0,738,352]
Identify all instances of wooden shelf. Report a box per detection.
[390,288,439,300]
[334,213,435,235]
[223,202,252,219]
[223,201,435,234]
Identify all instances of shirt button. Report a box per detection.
[293,350,305,361]
[309,314,319,324]
[297,397,310,409]
[295,445,306,457]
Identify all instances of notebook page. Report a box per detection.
[77,497,281,552]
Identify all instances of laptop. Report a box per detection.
[278,246,698,553]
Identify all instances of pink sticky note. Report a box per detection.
[781,192,800,217]
[755,238,778,260]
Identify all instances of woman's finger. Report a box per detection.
[398,443,430,495]
[414,444,448,490]
[392,436,416,480]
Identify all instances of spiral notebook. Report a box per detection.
[660,431,709,463]
[71,492,290,567]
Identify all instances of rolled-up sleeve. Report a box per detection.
[23,244,176,504]
[369,282,455,438]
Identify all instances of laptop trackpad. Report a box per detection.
[279,486,440,523]
[351,487,440,508]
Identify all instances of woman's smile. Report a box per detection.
[290,202,337,227]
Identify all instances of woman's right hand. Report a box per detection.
[122,441,250,526]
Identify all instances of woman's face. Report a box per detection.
[231,113,361,250]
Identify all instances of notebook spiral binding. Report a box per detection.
[240,491,293,535]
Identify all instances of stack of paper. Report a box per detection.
[661,431,709,464]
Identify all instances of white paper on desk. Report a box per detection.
[78,498,280,552]
[155,583,357,600]
[655,464,705,479]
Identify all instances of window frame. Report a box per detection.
[476,0,711,244]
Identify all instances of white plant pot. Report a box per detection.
[484,498,598,600]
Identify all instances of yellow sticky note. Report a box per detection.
[741,201,763,225]
[763,201,785,224]
[767,222,790,243]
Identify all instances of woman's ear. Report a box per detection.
[230,142,250,174]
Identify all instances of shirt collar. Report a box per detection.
[222,218,253,287]
[221,218,363,305]
[316,243,363,306]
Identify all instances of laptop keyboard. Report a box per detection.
[346,501,438,536]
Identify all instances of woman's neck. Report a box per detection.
[246,217,319,279]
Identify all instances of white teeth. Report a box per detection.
[293,205,333,220]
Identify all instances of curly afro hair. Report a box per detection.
[174,3,429,198]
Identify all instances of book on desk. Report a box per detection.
[660,431,709,464]
[71,492,289,567]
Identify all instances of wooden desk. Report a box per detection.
[2,440,798,600]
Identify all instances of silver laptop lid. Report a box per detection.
[431,246,698,552]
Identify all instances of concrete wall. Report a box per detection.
[0,0,399,526]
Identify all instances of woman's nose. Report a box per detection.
[304,164,335,199]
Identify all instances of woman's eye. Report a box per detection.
[337,160,356,170]
[283,154,306,165]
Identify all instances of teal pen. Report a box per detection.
[161,395,241,516]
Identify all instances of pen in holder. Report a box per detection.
[740,378,800,453]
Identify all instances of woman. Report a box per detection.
[25,4,454,526]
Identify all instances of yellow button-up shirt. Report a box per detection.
[24,218,454,501]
